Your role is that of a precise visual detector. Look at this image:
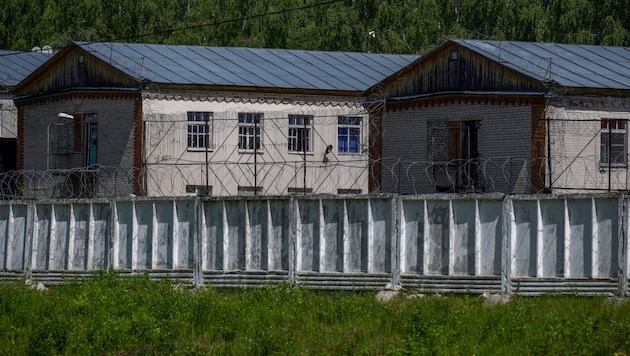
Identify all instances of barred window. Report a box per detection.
[187,112,212,149]
[601,119,627,167]
[288,115,312,153]
[238,113,263,151]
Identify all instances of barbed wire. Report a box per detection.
[3,154,628,200]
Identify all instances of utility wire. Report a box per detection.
[0,0,344,58]
[117,0,344,42]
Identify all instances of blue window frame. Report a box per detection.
[338,116,361,153]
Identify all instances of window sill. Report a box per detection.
[288,151,313,156]
[238,149,264,154]
[187,147,214,152]
[599,164,628,170]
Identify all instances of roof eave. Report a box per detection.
[13,87,142,103]
[363,90,547,105]
[146,83,363,98]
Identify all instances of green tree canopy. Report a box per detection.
[3,0,630,53]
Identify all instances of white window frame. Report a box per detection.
[288,115,312,153]
[338,116,362,154]
[187,112,213,150]
[238,113,263,152]
[600,119,627,168]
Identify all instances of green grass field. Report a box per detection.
[1,271,629,355]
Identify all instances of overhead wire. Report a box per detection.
[0,0,345,58]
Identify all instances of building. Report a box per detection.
[12,41,417,198]
[0,49,51,173]
[363,39,630,194]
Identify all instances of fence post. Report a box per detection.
[106,200,115,272]
[288,196,297,284]
[391,195,401,287]
[501,197,513,294]
[193,197,203,288]
[24,202,35,282]
[619,195,627,297]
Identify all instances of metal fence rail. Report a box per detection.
[0,194,627,295]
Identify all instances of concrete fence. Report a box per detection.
[0,194,627,296]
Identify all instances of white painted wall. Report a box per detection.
[142,94,369,196]
[548,97,630,193]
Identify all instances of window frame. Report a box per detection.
[337,116,362,154]
[187,111,213,151]
[238,113,263,152]
[600,119,628,168]
[84,114,98,166]
[288,114,313,153]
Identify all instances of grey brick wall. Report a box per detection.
[22,98,136,171]
[381,102,532,194]
[20,97,137,198]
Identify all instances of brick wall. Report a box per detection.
[17,93,138,197]
[381,100,533,194]
[547,96,630,193]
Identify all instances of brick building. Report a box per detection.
[12,41,416,197]
[363,39,630,194]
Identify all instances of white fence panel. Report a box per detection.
[0,194,627,295]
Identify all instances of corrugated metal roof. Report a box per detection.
[0,50,51,87]
[453,39,630,90]
[76,42,418,91]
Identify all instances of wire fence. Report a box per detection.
[3,155,629,200]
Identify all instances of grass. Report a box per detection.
[0,271,629,355]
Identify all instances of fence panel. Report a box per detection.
[0,194,627,295]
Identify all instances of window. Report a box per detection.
[85,119,98,166]
[338,116,361,153]
[73,115,83,153]
[288,115,312,152]
[238,113,262,151]
[238,186,262,196]
[288,187,313,194]
[186,185,212,196]
[50,113,98,169]
[187,112,212,149]
[601,119,627,167]
[337,188,362,194]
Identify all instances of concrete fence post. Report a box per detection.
[288,196,297,284]
[619,194,628,297]
[106,200,115,272]
[501,197,513,295]
[391,196,401,287]
[193,197,203,288]
[24,202,35,282]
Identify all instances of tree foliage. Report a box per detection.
[3,0,630,53]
